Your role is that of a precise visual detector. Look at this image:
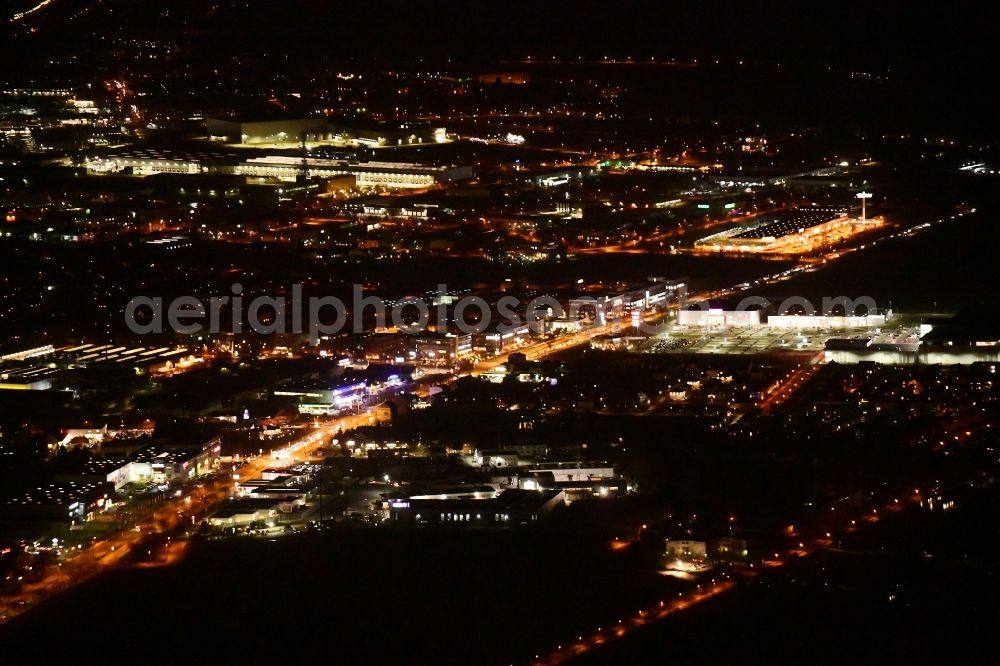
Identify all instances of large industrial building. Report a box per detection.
[84,151,472,189]
[695,205,877,254]
[675,302,891,330]
[325,119,448,147]
[766,311,892,329]
[206,115,448,147]
[50,438,223,491]
[0,343,201,393]
[234,156,472,188]
[0,481,116,533]
[84,149,223,175]
[388,488,566,527]
[677,302,768,327]
[920,309,1000,347]
[206,117,331,144]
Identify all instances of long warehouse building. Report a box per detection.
[84,151,472,189]
[234,156,472,188]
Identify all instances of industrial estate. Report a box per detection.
[0,2,998,664]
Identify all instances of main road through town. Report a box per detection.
[0,410,374,623]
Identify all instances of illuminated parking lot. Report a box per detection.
[643,324,919,355]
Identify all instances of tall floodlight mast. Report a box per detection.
[856,191,872,223]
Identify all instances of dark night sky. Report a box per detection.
[1,0,995,71]
[413,1,993,70]
[0,1,995,133]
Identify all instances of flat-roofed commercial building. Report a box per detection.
[53,438,222,490]
[207,499,281,527]
[0,481,116,533]
[125,438,222,485]
[207,115,448,147]
[568,279,686,325]
[677,305,766,328]
[666,539,708,559]
[766,311,892,329]
[83,150,471,190]
[324,121,448,147]
[206,116,330,144]
[694,205,867,254]
[477,323,530,356]
[234,156,471,189]
[274,379,368,416]
[388,489,566,527]
[85,149,218,175]
[414,332,473,364]
[526,462,616,483]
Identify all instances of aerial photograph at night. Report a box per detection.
[1,1,999,663]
